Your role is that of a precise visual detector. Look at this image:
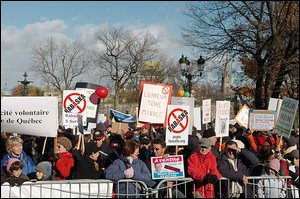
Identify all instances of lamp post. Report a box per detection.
[17,72,33,96]
[179,55,205,96]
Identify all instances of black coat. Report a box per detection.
[217,148,259,198]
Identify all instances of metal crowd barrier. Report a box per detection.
[1,179,114,198]
[1,176,298,198]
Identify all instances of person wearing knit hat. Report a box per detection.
[6,158,21,173]
[54,136,74,180]
[5,158,29,186]
[57,136,72,151]
[285,149,299,190]
[36,161,53,181]
[202,128,219,157]
[257,158,286,198]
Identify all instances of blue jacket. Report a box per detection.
[104,156,156,197]
[1,151,36,179]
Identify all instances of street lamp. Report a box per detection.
[17,72,33,96]
[179,55,205,96]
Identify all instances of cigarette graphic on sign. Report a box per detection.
[164,165,180,172]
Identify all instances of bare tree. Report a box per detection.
[31,37,92,95]
[94,26,159,109]
[182,1,299,108]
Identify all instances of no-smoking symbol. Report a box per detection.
[167,108,189,133]
[63,93,87,113]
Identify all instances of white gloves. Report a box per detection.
[124,167,134,178]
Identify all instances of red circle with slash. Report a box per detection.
[63,93,87,113]
[167,108,189,133]
[162,86,170,94]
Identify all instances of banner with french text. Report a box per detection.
[1,96,58,137]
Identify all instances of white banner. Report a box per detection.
[202,99,211,124]
[215,101,230,137]
[274,96,299,138]
[1,97,58,137]
[165,105,190,146]
[171,97,195,134]
[138,83,172,123]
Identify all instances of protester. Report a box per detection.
[188,138,222,198]
[5,158,29,186]
[104,139,155,197]
[217,140,259,198]
[202,128,219,157]
[285,149,299,189]
[53,136,74,180]
[257,158,286,198]
[36,161,53,181]
[1,136,36,179]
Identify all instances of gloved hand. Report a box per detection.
[124,167,134,178]
[203,174,218,184]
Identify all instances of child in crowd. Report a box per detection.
[257,158,286,198]
[36,161,53,181]
[5,158,29,186]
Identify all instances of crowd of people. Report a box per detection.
[0,120,299,198]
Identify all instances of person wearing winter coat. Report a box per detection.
[36,161,54,181]
[53,136,74,180]
[1,136,36,179]
[284,149,299,198]
[257,158,286,198]
[217,140,259,198]
[188,138,222,198]
[104,139,155,198]
[5,158,29,186]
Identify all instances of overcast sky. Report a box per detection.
[1,1,200,91]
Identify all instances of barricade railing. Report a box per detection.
[114,179,152,198]
[1,176,298,198]
[1,179,114,198]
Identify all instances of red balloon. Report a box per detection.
[95,86,109,99]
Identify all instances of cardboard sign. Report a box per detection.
[202,99,211,124]
[1,97,58,137]
[249,110,274,131]
[138,82,172,124]
[274,96,299,138]
[151,155,185,180]
[215,101,230,137]
[165,105,190,146]
[234,104,250,128]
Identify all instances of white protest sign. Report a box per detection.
[171,97,195,134]
[215,101,230,137]
[202,99,211,124]
[234,104,250,128]
[151,155,185,180]
[76,88,99,118]
[268,98,279,111]
[138,82,172,124]
[274,96,299,138]
[1,97,58,137]
[166,105,190,146]
[194,107,201,130]
[62,90,88,127]
[249,110,274,131]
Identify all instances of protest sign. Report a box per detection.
[1,96,58,137]
[151,155,185,180]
